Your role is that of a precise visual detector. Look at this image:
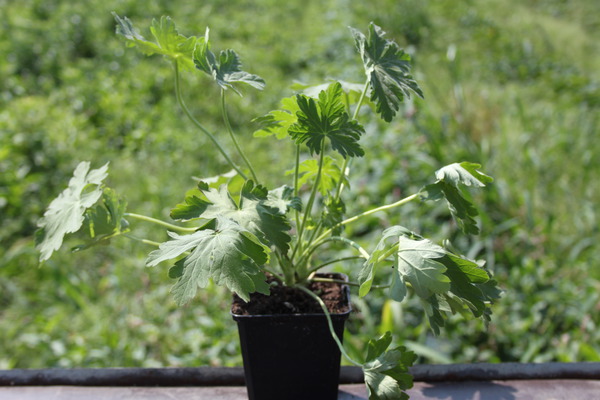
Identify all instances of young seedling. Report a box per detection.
[36,15,500,399]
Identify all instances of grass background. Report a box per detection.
[1,0,599,368]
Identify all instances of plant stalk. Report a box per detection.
[124,212,197,233]
[312,193,419,247]
[310,276,390,290]
[173,61,248,180]
[123,235,162,248]
[295,285,362,368]
[334,78,370,200]
[291,142,326,268]
[221,89,259,183]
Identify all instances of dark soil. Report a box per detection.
[231,273,350,316]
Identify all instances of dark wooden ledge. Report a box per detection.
[2,363,600,386]
[1,363,600,399]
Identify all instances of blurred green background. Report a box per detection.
[1,0,599,368]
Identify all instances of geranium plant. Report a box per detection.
[36,14,500,399]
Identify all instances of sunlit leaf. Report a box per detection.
[291,156,347,195]
[350,23,423,122]
[36,162,109,262]
[420,162,493,235]
[170,181,291,252]
[146,217,270,304]
[253,96,299,139]
[391,236,450,302]
[289,82,365,158]
[358,225,418,297]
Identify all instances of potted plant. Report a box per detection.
[35,14,500,400]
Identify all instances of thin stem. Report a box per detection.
[334,79,370,200]
[262,266,284,284]
[221,89,259,183]
[307,255,365,275]
[299,236,369,273]
[125,213,197,233]
[123,235,162,248]
[310,276,391,290]
[311,193,419,248]
[293,145,302,258]
[295,285,362,368]
[291,142,325,264]
[293,144,301,197]
[173,61,248,180]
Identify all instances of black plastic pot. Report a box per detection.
[231,275,351,400]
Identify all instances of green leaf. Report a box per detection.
[439,254,491,317]
[291,80,366,103]
[420,162,493,235]
[321,197,346,236]
[113,13,196,70]
[435,162,493,187]
[193,28,265,95]
[363,332,416,400]
[291,156,347,195]
[392,236,450,302]
[253,96,299,139]
[170,181,291,253]
[288,82,365,158]
[146,217,270,304]
[36,162,109,262]
[85,188,128,238]
[358,226,420,297]
[265,186,302,213]
[350,23,423,122]
[73,188,129,252]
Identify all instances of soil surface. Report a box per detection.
[231,273,350,316]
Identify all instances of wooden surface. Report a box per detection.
[2,380,600,399]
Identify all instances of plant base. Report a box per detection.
[231,274,351,400]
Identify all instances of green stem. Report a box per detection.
[298,236,369,275]
[291,142,325,265]
[293,145,302,257]
[124,213,197,233]
[262,266,284,284]
[307,255,364,275]
[221,89,259,183]
[173,61,247,180]
[310,276,391,290]
[309,193,420,254]
[123,235,162,248]
[295,285,362,368]
[334,79,370,200]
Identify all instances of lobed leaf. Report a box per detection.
[291,156,347,195]
[265,185,302,213]
[113,13,196,70]
[420,162,493,235]
[288,82,365,158]
[193,28,265,95]
[363,332,416,400]
[392,236,450,302]
[253,96,300,139]
[146,217,270,304]
[170,181,291,253]
[73,188,129,252]
[358,225,418,297]
[350,23,423,122]
[36,162,109,262]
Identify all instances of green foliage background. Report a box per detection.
[1,0,599,368]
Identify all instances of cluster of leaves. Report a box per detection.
[34,14,499,400]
